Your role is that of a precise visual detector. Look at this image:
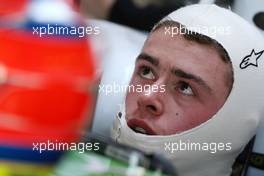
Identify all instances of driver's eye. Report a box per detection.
[177,81,194,96]
[138,66,155,80]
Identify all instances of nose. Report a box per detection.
[137,88,164,116]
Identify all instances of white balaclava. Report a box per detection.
[111,4,264,176]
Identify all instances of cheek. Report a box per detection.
[125,87,139,112]
[125,73,145,109]
[154,102,187,134]
[183,105,217,128]
[162,106,215,134]
[126,91,137,104]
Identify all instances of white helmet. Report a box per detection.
[111,4,264,176]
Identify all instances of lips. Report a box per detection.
[127,119,156,135]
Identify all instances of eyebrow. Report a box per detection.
[172,69,212,93]
[136,53,159,66]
